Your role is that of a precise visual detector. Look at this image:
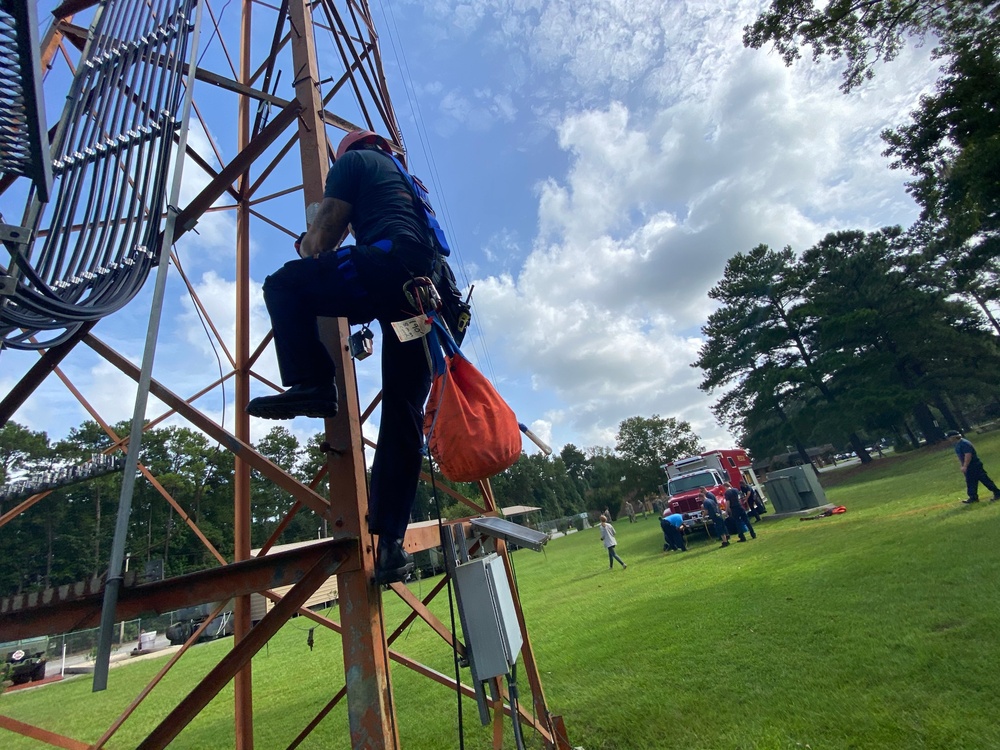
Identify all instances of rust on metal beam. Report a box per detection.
[387,580,466,656]
[257,579,554,745]
[492,685,505,748]
[193,66,288,107]
[83,334,331,518]
[0,715,90,750]
[386,649,552,741]
[551,715,574,750]
[52,19,87,43]
[398,520,469,556]
[136,545,348,749]
[0,322,94,427]
[39,12,71,72]
[93,602,230,749]
[246,130,301,198]
[138,463,228,566]
[388,651,479,702]
[325,2,395,138]
[50,0,99,19]
[0,538,359,640]
[0,489,51,529]
[172,99,303,241]
[493,537,553,732]
[46,364,224,566]
[384,575,450,646]
[287,686,349,750]
[257,467,328,557]
[247,206,299,236]
[233,4,257,739]
[247,330,275,371]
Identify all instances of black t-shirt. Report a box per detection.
[324,148,435,276]
[724,487,742,508]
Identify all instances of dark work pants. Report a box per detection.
[730,506,756,538]
[262,248,431,541]
[709,513,727,540]
[664,524,686,551]
[965,461,1000,501]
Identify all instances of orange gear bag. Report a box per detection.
[423,319,521,482]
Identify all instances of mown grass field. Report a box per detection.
[2,433,1000,749]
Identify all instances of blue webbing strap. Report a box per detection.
[386,153,451,257]
[422,314,448,455]
[423,314,467,449]
[426,313,448,378]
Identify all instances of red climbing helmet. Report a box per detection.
[336,129,392,159]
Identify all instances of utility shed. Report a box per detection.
[249,539,340,623]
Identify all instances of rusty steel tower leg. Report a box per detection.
[233,0,255,746]
[287,0,399,746]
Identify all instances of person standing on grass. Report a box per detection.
[724,482,756,542]
[740,479,764,522]
[699,488,729,548]
[599,516,628,570]
[945,431,1000,504]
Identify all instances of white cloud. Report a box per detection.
[463,21,939,452]
[178,271,270,366]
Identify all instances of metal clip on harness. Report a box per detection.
[403,276,441,316]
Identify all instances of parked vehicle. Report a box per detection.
[661,449,766,520]
[1,637,48,685]
[166,605,234,645]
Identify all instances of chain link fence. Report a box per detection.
[43,613,176,669]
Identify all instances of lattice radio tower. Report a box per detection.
[0,0,572,747]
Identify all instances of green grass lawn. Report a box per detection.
[3,434,1000,749]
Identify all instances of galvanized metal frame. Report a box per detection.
[0,1,572,748]
[0,0,54,202]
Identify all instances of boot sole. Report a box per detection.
[247,401,338,420]
[375,560,415,585]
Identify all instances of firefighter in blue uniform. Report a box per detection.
[248,130,460,584]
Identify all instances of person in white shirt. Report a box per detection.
[599,516,628,570]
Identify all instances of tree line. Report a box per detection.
[698,1,1000,463]
[0,414,701,597]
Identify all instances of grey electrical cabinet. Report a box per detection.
[453,553,523,681]
[765,464,828,510]
[764,475,800,513]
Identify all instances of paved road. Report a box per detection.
[46,632,174,677]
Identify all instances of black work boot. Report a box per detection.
[375,537,414,585]
[246,383,338,420]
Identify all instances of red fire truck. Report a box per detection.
[660,449,766,519]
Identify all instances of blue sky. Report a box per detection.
[3,0,941,459]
